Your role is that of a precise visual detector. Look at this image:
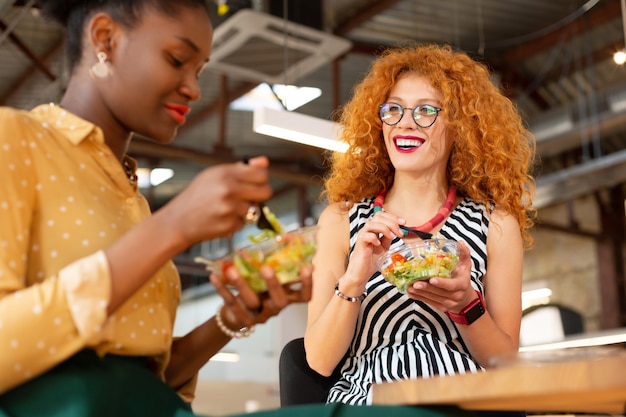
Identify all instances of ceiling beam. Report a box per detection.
[533,39,624,87]
[534,148,626,209]
[128,138,324,187]
[0,19,56,81]
[0,40,62,105]
[492,0,621,109]
[501,0,621,65]
[497,65,552,109]
[333,0,401,37]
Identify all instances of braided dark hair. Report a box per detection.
[39,0,211,71]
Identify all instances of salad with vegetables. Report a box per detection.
[195,206,317,293]
[377,239,459,293]
[232,227,316,292]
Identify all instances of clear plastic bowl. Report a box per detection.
[200,225,317,293]
[376,239,459,293]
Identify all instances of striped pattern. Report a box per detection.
[327,197,490,405]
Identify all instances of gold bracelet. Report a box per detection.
[334,282,367,302]
[215,305,255,338]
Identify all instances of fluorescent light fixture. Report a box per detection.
[521,281,552,310]
[521,287,552,310]
[231,83,322,112]
[211,352,240,362]
[137,168,174,188]
[253,106,348,153]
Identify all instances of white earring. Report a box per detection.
[89,51,112,79]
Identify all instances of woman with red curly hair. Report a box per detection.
[304,44,536,405]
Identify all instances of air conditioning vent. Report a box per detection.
[207,9,352,84]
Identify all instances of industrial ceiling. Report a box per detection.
[2,0,626,217]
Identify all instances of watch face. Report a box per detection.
[445,290,486,325]
[465,302,486,324]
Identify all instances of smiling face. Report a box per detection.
[381,73,452,176]
[101,4,212,144]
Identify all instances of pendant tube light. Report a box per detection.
[253,107,348,153]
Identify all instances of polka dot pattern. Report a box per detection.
[0,104,182,393]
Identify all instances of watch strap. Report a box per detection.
[445,290,485,325]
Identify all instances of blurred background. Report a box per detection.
[2,0,626,414]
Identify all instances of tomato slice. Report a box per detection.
[391,253,406,264]
[221,259,234,276]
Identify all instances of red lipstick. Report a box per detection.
[393,135,424,153]
[165,104,190,125]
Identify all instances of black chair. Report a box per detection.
[278,337,342,406]
[278,338,526,417]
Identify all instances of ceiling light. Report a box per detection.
[271,84,322,111]
[230,83,321,112]
[211,352,240,362]
[614,50,626,65]
[521,280,552,310]
[137,168,174,188]
[521,287,553,310]
[253,107,348,153]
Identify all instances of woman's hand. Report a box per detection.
[210,263,313,331]
[406,240,478,312]
[159,156,272,247]
[342,211,403,288]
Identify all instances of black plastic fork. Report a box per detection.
[399,225,433,240]
[255,202,278,232]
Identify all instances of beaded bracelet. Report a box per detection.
[215,305,255,339]
[334,282,367,302]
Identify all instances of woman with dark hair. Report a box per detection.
[305,44,536,405]
[0,0,314,415]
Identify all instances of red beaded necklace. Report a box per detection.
[373,186,457,236]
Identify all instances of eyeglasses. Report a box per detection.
[378,102,443,128]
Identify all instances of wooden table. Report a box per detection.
[372,347,626,414]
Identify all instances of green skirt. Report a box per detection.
[0,349,473,417]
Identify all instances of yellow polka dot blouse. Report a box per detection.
[0,104,183,395]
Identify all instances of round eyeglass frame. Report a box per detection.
[378,102,443,128]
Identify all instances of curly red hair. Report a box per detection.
[323,44,537,248]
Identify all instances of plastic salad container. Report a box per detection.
[196,225,317,293]
[376,238,459,293]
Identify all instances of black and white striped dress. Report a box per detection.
[327,197,490,405]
